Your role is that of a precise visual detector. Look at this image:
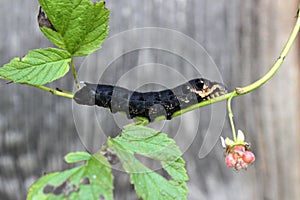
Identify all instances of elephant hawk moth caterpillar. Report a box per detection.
[73,78,228,121]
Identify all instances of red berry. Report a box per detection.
[235,162,242,170]
[225,153,236,167]
[242,151,255,163]
[240,161,248,169]
[234,146,245,152]
[233,146,245,156]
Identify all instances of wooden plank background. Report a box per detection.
[0,0,299,199]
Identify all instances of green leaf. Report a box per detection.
[27,153,113,200]
[122,125,159,140]
[108,126,189,200]
[0,48,71,86]
[64,152,91,164]
[38,0,109,56]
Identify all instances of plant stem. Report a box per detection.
[17,6,300,116]
[30,84,74,99]
[168,6,300,121]
[227,93,237,141]
[71,58,80,89]
[236,8,300,95]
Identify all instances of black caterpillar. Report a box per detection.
[74,78,227,121]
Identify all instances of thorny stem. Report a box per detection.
[9,5,300,119]
[236,7,300,95]
[158,5,300,122]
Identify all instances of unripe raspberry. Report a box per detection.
[233,145,245,156]
[225,153,236,167]
[240,161,248,169]
[235,162,242,170]
[220,134,255,170]
[233,145,245,152]
[242,151,255,163]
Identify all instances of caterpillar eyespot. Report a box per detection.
[73,78,228,121]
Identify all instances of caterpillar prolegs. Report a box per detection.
[73,78,228,121]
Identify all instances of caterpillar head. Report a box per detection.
[189,78,228,100]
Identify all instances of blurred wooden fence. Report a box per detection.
[0,0,299,199]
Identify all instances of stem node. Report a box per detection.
[235,88,244,94]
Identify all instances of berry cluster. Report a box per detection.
[225,145,255,170]
[221,130,255,170]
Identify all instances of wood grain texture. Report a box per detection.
[0,0,299,200]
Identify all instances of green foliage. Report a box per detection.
[27,126,188,200]
[0,48,70,85]
[1,0,299,198]
[0,0,109,86]
[108,125,189,200]
[0,0,191,199]
[38,0,109,56]
[27,153,113,200]
[64,152,92,164]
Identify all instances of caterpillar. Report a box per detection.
[73,78,228,121]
